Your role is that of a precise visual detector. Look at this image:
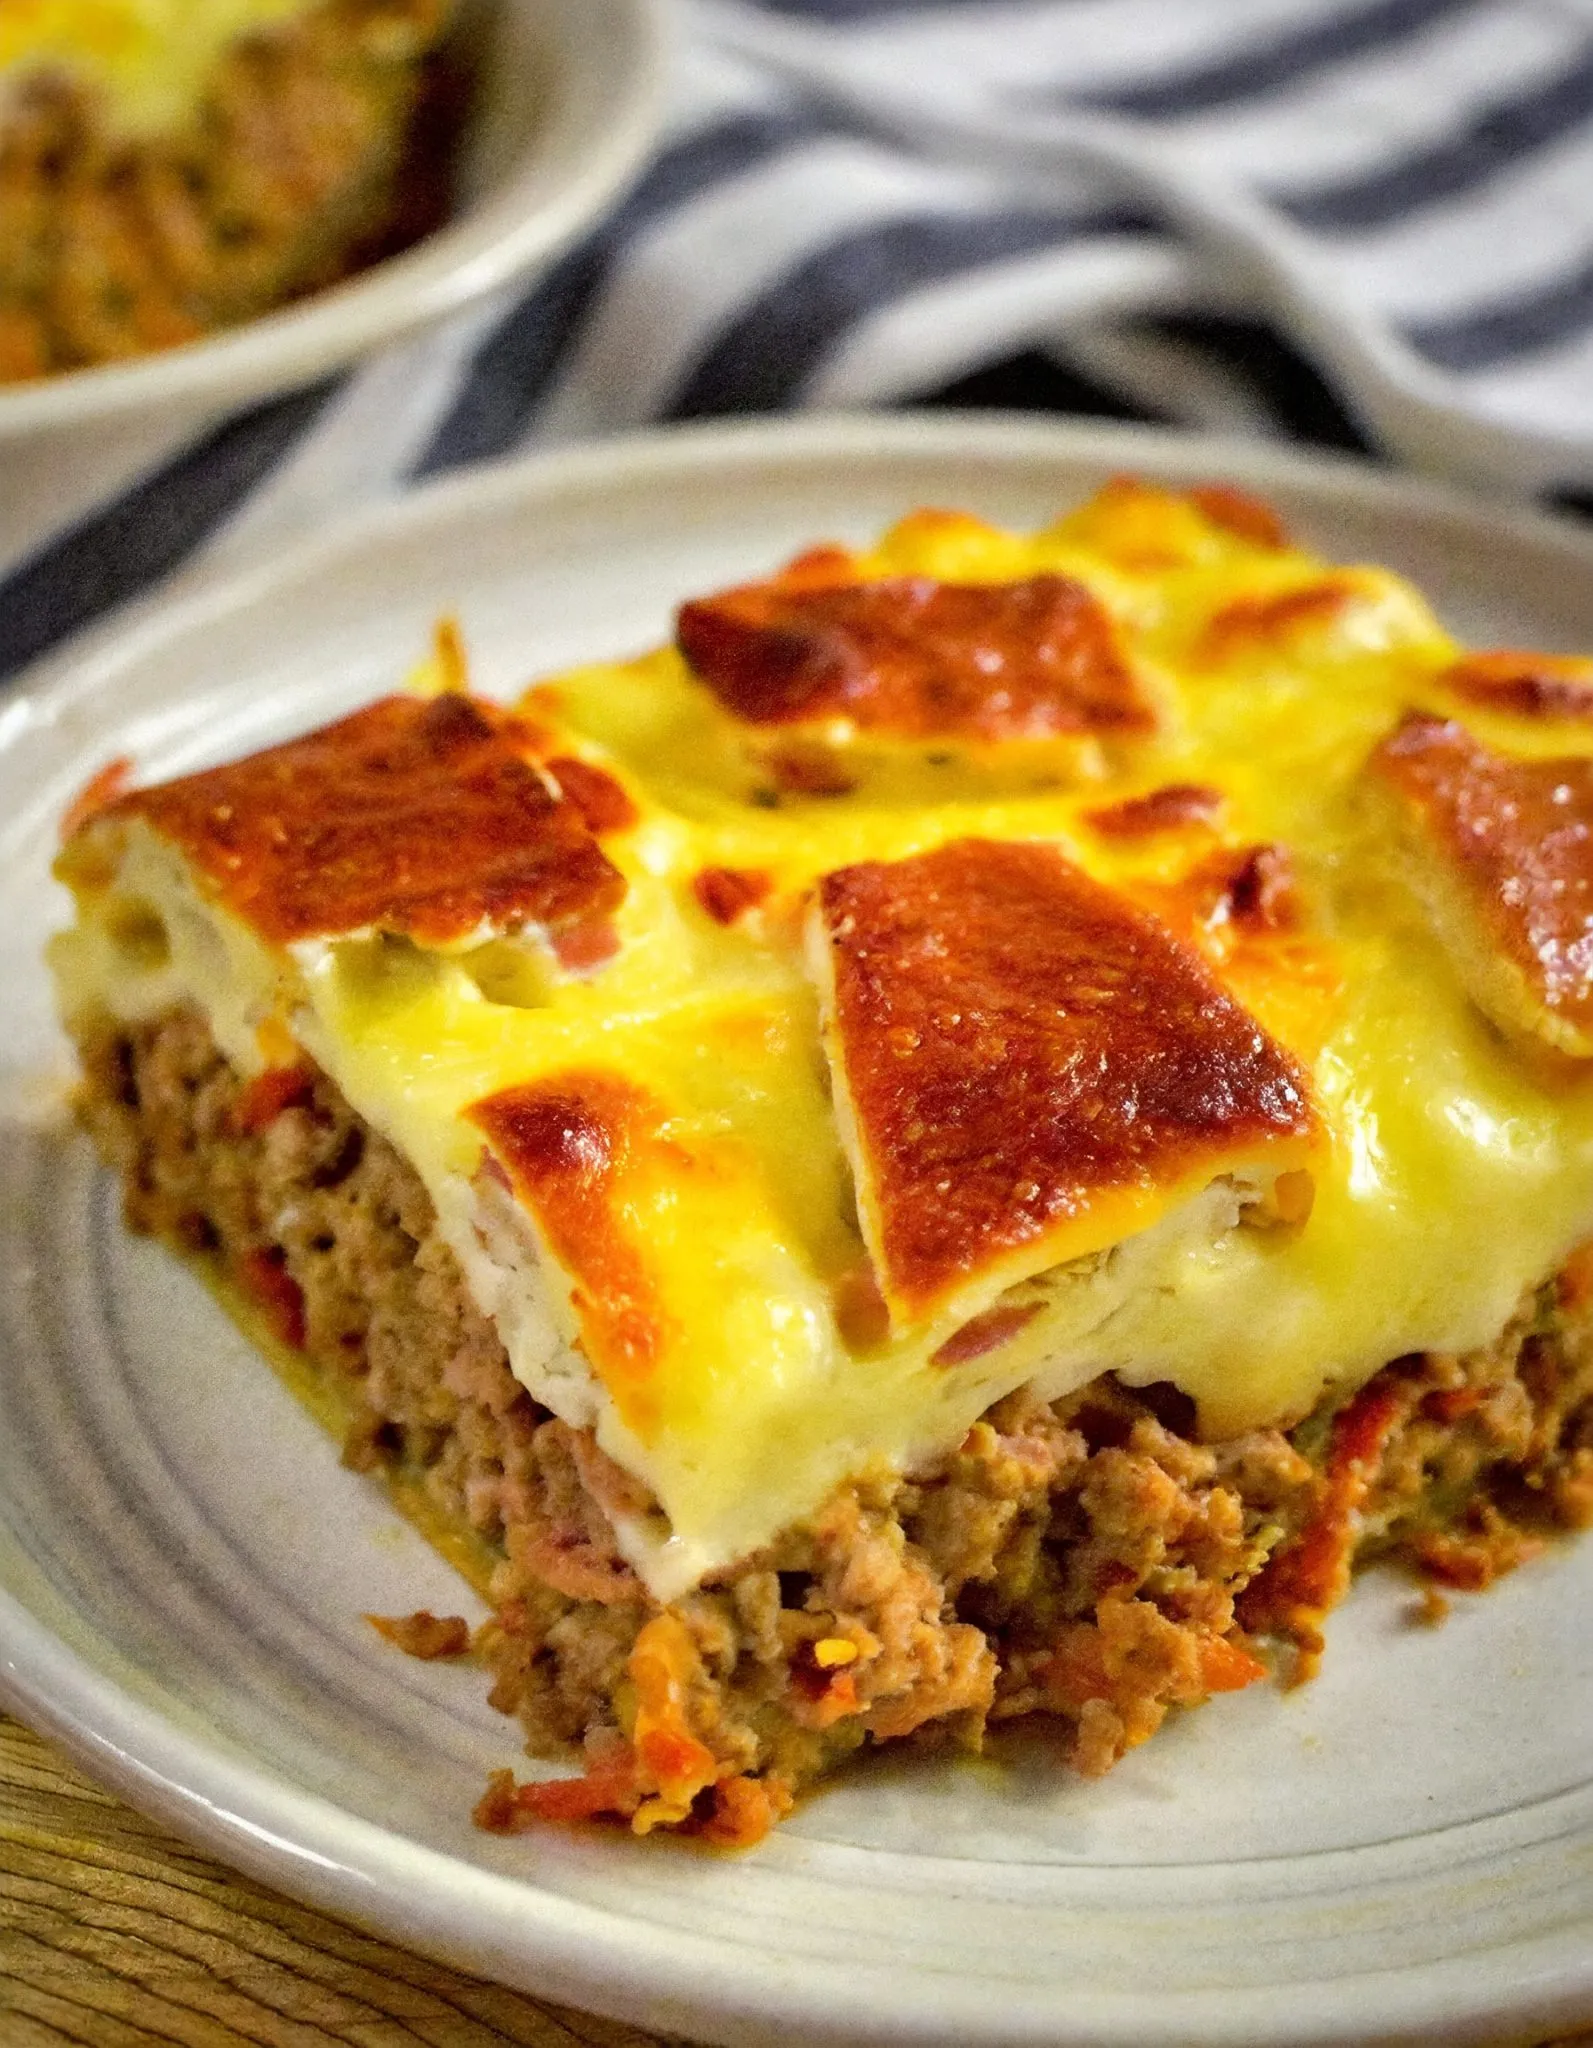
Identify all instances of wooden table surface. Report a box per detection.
[5,1707,1591,2048]
[0,1715,687,2048]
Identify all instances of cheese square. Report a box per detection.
[807,836,1319,1329]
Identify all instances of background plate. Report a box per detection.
[2,415,1592,2048]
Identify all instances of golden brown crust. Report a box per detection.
[1199,577,1358,662]
[90,693,625,946]
[543,757,639,836]
[1185,483,1291,551]
[1084,782,1225,839]
[1370,711,1593,1054]
[1439,650,1593,723]
[468,1071,674,1433]
[676,573,1154,742]
[812,837,1318,1321]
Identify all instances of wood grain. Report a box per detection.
[0,1715,686,2048]
[5,1710,1590,2048]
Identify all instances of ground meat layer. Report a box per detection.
[72,1005,1593,1843]
[0,0,458,382]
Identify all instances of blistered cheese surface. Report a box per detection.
[0,0,316,132]
[52,482,1593,1597]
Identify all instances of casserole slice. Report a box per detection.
[50,481,1593,1841]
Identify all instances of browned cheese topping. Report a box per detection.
[1183,483,1291,550]
[1085,783,1226,839]
[1439,650,1593,723]
[676,570,1154,742]
[812,837,1318,1323]
[1198,577,1359,663]
[96,693,625,946]
[692,866,773,926]
[543,756,641,835]
[468,1073,677,1434]
[1371,711,1593,1054]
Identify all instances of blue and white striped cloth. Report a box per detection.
[5,0,1593,683]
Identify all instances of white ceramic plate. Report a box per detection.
[2,415,1592,2048]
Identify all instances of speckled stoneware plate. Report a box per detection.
[2,415,1592,2048]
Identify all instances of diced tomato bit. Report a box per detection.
[1268,1518,1348,1632]
[798,1669,860,1730]
[60,756,134,841]
[232,1064,315,1135]
[693,865,772,926]
[552,917,620,973]
[541,1737,639,1822]
[237,1247,307,1350]
[471,1728,789,1848]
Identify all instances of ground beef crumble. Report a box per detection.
[71,1005,1593,1844]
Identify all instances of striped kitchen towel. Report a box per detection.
[5,0,1593,681]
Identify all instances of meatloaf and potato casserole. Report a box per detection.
[48,479,1593,1843]
[0,0,458,381]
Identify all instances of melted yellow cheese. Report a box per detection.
[513,495,1593,1453]
[0,0,315,132]
[53,483,1593,1596]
